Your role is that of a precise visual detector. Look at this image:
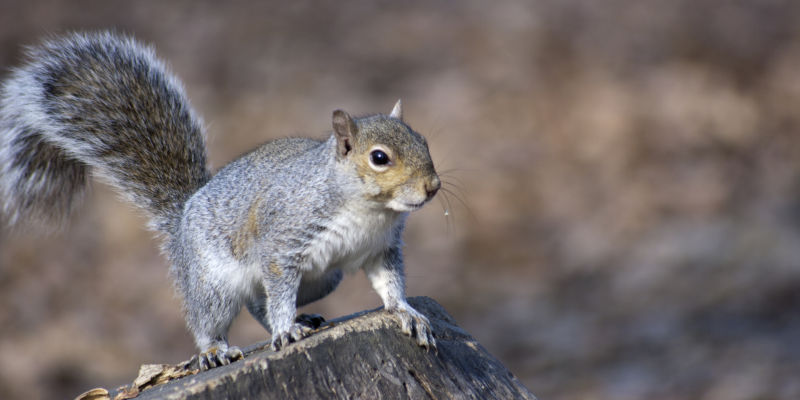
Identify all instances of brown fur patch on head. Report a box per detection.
[348,115,437,203]
[230,197,262,260]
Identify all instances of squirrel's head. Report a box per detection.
[332,100,440,212]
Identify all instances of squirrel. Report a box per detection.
[0,32,441,370]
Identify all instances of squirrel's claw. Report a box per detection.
[295,313,326,329]
[270,322,314,351]
[197,346,243,371]
[389,304,437,351]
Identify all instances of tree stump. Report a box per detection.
[80,297,535,400]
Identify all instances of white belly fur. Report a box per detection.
[302,205,397,277]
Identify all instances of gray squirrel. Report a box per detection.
[0,32,440,370]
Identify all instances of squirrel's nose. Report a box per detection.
[425,176,441,199]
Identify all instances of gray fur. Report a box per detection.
[0,31,210,234]
[0,32,440,369]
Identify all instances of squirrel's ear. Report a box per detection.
[389,99,403,120]
[332,110,357,156]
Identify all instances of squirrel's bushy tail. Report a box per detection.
[0,31,210,235]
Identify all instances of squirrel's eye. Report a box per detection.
[370,149,390,166]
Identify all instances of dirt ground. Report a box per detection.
[2,1,800,399]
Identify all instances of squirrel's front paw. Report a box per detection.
[270,322,314,351]
[388,304,436,350]
[197,346,243,371]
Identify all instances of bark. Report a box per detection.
[81,297,535,400]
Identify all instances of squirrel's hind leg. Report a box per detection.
[290,270,344,330]
[181,269,246,370]
[245,287,271,332]
[296,269,343,307]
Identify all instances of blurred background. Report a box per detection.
[1,0,800,399]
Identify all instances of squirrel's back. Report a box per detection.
[0,32,210,235]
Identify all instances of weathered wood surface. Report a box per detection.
[99,297,535,400]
